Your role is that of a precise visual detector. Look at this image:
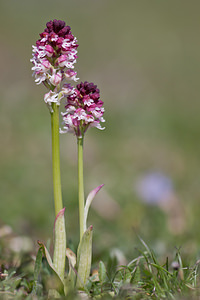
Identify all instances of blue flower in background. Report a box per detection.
[135,172,173,205]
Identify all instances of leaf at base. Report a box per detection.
[76,226,93,289]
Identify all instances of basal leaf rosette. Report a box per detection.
[31,19,79,109]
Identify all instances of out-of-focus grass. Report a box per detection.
[1,0,200,259]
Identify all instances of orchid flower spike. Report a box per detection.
[31,19,79,109]
[61,81,105,137]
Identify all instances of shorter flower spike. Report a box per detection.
[61,81,105,137]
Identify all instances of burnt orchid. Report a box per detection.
[60,82,105,243]
[30,18,79,288]
[31,19,105,297]
[31,19,79,219]
[31,19,78,110]
[61,81,105,137]
[61,81,105,240]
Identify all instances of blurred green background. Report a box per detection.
[1,0,200,261]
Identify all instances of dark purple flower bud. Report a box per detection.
[45,19,69,36]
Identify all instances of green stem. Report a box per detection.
[77,136,85,241]
[51,103,66,282]
[51,103,63,216]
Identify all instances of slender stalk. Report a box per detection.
[51,103,63,216]
[51,103,66,281]
[77,136,85,240]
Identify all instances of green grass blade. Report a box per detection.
[31,246,43,295]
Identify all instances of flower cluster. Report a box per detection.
[61,81,105,137]
[31,19,78,109]
[31,20,105,135]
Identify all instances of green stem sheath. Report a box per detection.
[51,103,63,216]
[77,136,85,241]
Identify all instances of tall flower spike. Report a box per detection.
[61,81,105,137]
[31,19,79,109]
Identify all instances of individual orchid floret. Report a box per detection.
[31,19,79,108]
[61,81,105,137]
